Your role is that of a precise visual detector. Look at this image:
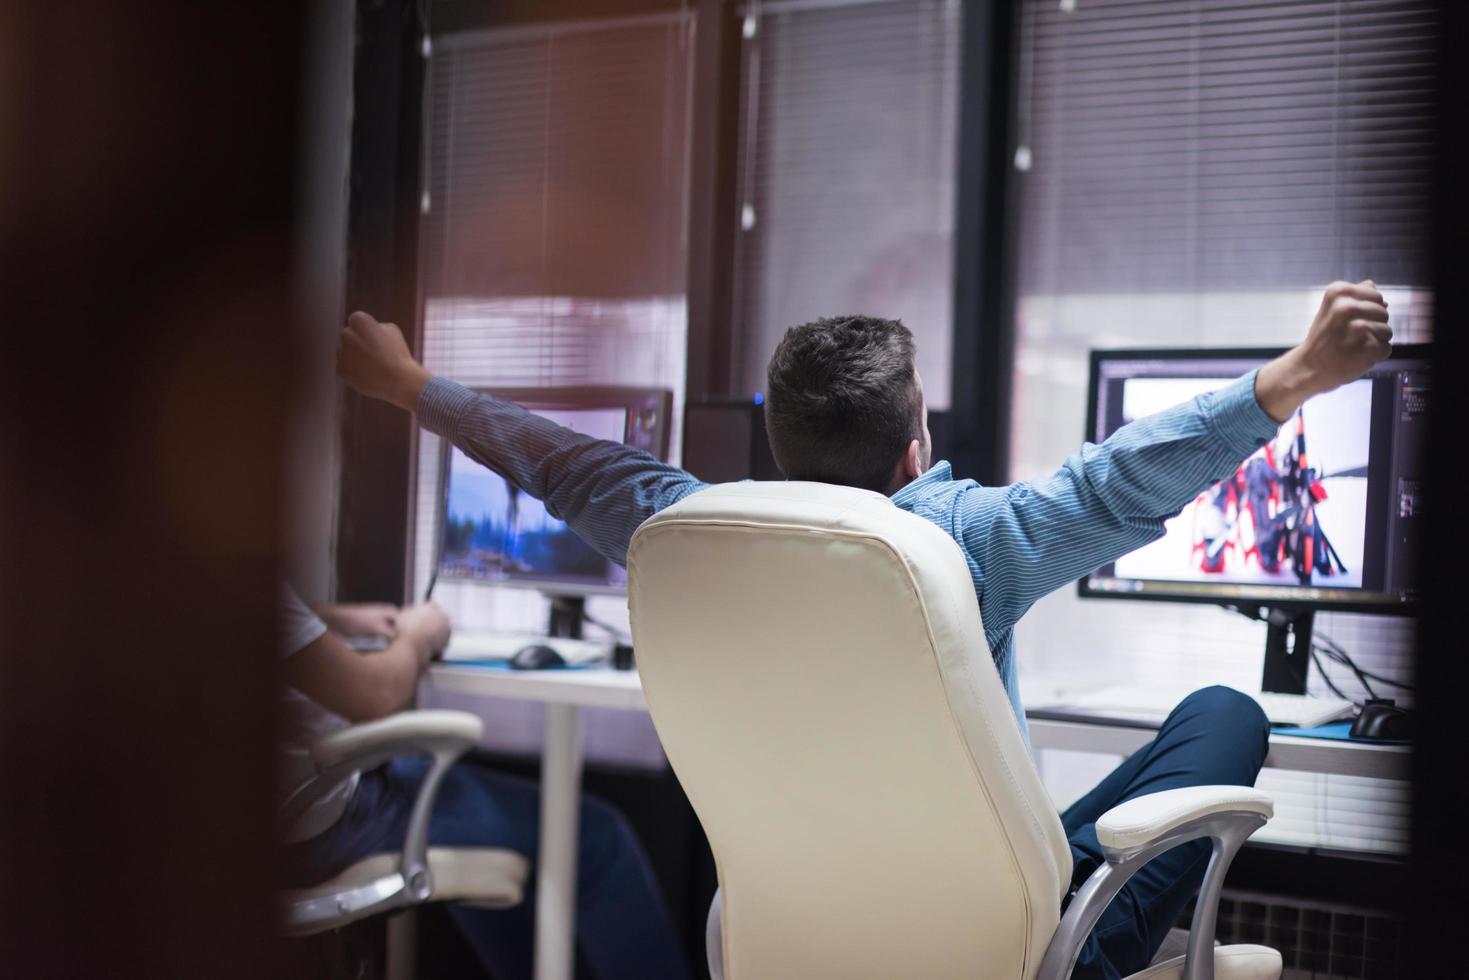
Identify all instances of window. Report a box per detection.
[1008,0,1435,855]
[412,12,694,625]
[406,11,693,765]
[732,0,960,406]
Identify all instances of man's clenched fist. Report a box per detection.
[337,311,432,413]
[1256,280,1393,422]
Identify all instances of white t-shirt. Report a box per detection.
[278,586,360,842]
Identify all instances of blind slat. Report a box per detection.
[414,15,696,600]
[1016,0,1436,292]
[732,0,959,406]
[1011,0,1430,858]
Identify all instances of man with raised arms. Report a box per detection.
[338,281,1390,978]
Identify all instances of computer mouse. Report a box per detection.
[510,644,566,670]
[1349,699,1413,740]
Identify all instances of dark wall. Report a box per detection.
[0,3,302,975]
[1410,0,1469,973]
[336,0,426,604]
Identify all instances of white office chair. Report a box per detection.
[627,482,1281,980]
[279,710,527,939]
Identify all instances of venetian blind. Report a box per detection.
[419,13,693,388]
[1015,0,1437,293]
[409,14,695,768]
[732,0,960,406]
[1010,0,1435,856]
[412,12,694,600]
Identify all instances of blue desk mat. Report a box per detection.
[1272,720,1409,744]
[439,658,605,671]
[1271,720,1355,740]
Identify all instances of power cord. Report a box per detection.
[1313,639,1378,700]
[1309,646,1353,701]
[581,609,631,642]
[1313,629,1414,692]
[1223,604,1415,700]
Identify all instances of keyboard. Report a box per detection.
[1063,685,1355,729]
[1251,691,1356,728]
[440,631,612,665]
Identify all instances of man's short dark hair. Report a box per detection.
[764,315,921,493]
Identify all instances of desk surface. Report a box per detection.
[427,663,1409,780]
[1025,714,1408,782]
[427,663,647,711]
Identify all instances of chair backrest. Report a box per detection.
[628,482,1073,980]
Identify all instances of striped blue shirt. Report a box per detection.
[418,372,1279,738]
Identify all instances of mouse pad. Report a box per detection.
[439,659,602,671]
[1274,720,1409,744]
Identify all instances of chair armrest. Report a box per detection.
[281,710,484,831]
[310,709,484,771]
[1095,786,1273,858]
[1038,786,1274,980]
[280,710,484,902]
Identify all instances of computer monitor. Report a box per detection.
[1079,346,1429,692]
[436,386,672,607]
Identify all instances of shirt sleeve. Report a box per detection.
[417,377,710,566]
[960,370,1281,633]
[279,584,329,659]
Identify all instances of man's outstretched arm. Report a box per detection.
[337,312,708,565]
[961,279,1394,634]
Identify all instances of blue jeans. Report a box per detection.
[1064,686,1270,980]
[286,756,690,980]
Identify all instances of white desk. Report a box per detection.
[427,662,1410,978]
[424,663,646,980]
[1026,714,1410,781]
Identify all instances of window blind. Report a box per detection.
[419,13,693,389]
[412,11,693,606]
[1015,0,1437,293]
[732,0,960,406]
[1010,0,1435,857]
[409,13,695,769]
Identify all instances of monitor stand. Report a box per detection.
[546,595,586,640]
[1258,607,1313,695]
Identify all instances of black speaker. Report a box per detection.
[683,400,783,483]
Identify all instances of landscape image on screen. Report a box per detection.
[439,408,627,583]
[1113,378,1371,588]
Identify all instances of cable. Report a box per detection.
[1317,643,1411,692]
[1345,666,1415,691]
[1322,628,1410,690]
[1310,647,1353,702]
[1313,640,1377,699]
[1314,631,1415,691]
[1222,604,1416,694]
[581,609,630,642]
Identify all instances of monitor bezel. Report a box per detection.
[1076,344,1430,615]
[433,385,674,598]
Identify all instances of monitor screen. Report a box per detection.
[1079,346,1429,612]
[437,387,671,595]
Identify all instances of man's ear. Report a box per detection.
[904,438,923,481]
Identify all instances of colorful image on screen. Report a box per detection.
[439,408,627,583]
[1113,379,1371,589]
